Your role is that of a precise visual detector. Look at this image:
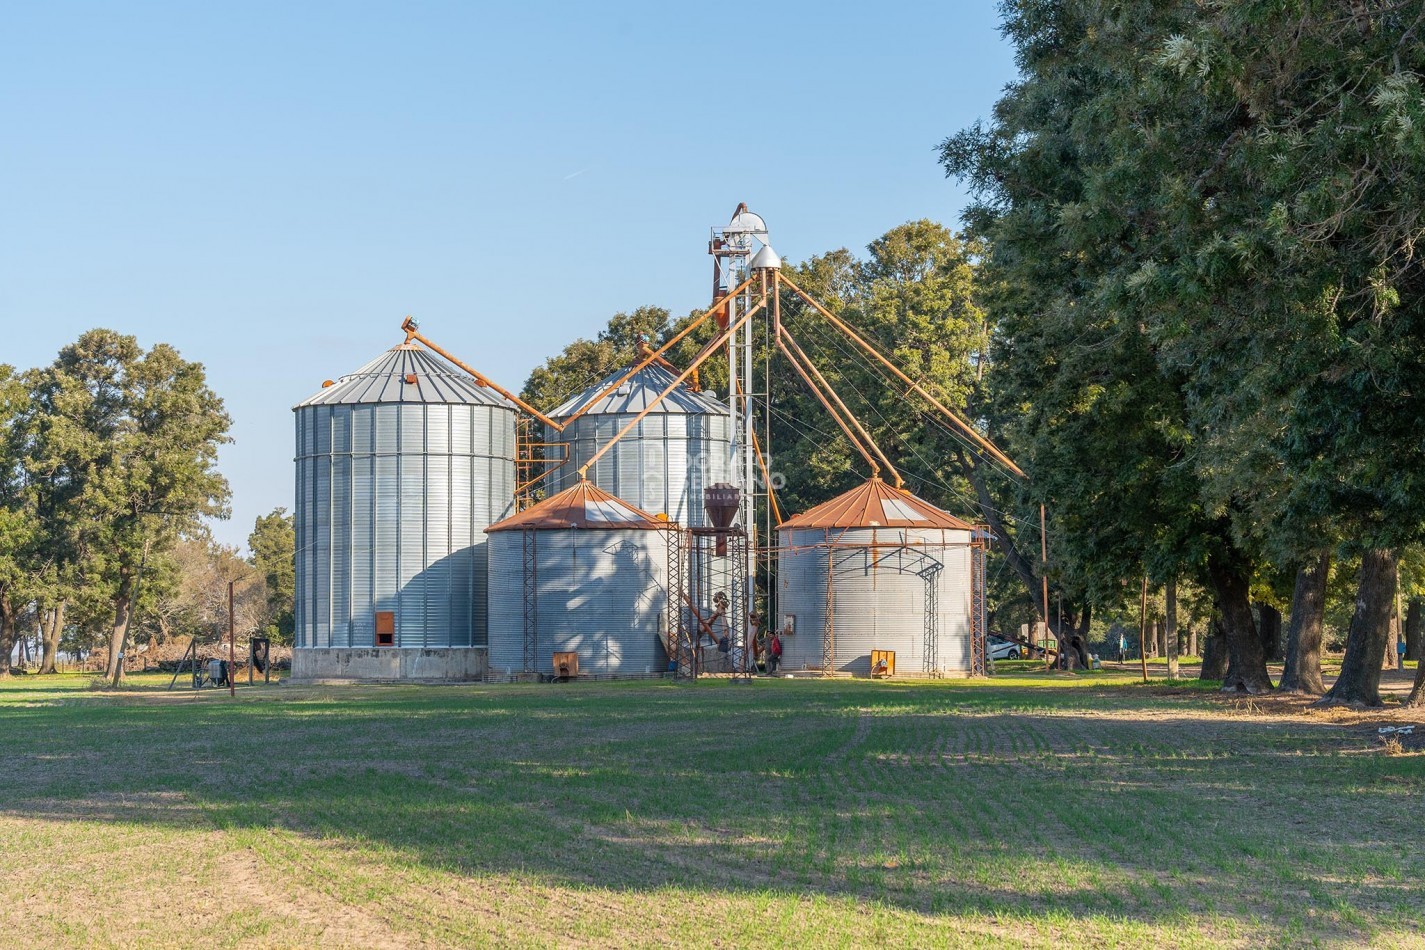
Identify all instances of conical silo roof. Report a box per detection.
[294,342,516,409]
[779,478,975,531]
[487,480,668,532]
[549,363,726,418]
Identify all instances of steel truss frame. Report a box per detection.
[685,527,748,680]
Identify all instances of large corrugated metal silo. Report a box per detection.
[776,478,978,677]
[545,363,732,526]
[487,480,675,678]
[291,342,517,681]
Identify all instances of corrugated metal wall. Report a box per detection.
[777,526,974,675]
[294,402,516,649]
[487,528,670,676]
[546,413,732,526]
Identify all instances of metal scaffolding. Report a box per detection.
[970,533,988,676]
[664,524,688,678]
[686,527,748,679]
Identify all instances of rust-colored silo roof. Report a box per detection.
[779,478,976,531]
[487,480,669,532]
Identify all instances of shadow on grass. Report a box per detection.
[2,678,1422,945]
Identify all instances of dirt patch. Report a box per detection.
[219,845,420,949]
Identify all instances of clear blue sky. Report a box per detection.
[1,2,1016,551]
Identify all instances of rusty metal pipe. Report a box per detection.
[401,318,565,431]
[576,292,768,480]
[779,326,902,489]
[776,272,1025,479]
[556,274,757,429]
[775,330,880,480]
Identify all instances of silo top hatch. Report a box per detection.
[488,481,667,532]
[294,343,516,409]
[780,478,976,531]
[549,363,725,418]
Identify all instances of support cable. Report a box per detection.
[776,272,1025,478]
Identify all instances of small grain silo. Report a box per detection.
[292,341,517,681]
[776,478,981,677]
[545,363,732,525]
[486,480,678,678]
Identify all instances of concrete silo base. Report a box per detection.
[291,648,488,683]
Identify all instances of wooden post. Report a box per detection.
[1139,577,1149,683]
[1166,576,1179,679]
[228,581,236,698]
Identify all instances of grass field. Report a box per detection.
[2,671,1422,948]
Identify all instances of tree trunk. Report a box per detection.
[1403,656,1425,708]
[1258,604,1283,662]
[1206,550,1273,692]
[1383,593,1402,670]
[106,582,133,686]
[1279,553,1328,695]
[1187,626,1197,659]
[1165,577,1179,679]
[1200,620,1228,680]
[39,601,64,675]
[1321,548,1398,707]
[1406,598,1423,662]
[0,592,14,674]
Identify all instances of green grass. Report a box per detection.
[1,671,1421,948]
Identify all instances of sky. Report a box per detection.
[1,1,1017,552]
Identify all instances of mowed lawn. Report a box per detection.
[1,672,1422,948]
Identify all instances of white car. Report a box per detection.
[988,636,1024,660]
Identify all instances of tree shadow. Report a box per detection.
[2,680,1421,945]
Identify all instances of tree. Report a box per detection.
[0,365,36,674]
[248,509,295,643]
[25,331,231,686]
[522,306,672,410]
[940,0,1271,688]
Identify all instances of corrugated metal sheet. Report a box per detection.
[545,363,734,526]
[780,478,977,530]
[489,480,667,532]
[549,363,727,417]
[295,343,518,408]
[487,526,672,676]
[777,525,974,675]
[293,348,517,652]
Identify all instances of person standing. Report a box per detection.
[768,629,782,674]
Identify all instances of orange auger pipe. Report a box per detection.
[775,331,881,481]
[556,274,757,429]
[576,291,769,480]
[401,318,565,432]
[780,326,903,489]
[776,272,1026,479]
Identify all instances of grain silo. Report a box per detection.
[292,341,517,681]
[545,363,732,526]
[776,478,980,677]
[486,480,678,679]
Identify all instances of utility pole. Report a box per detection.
[1138,577,1150,684]
[228,580,236,698]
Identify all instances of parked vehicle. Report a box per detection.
[988,636,1023,660]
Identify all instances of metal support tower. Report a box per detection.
[687,527,748,678]
[970,533,988,676]
[823,547,836,674]
[664,524,688,678]
[921,562,942,678]
[710,206,774,635]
